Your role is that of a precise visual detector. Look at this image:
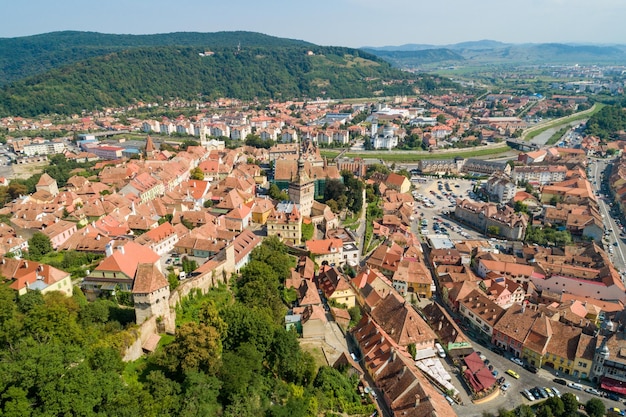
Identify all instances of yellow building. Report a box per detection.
[266,203,302,245]
[318,265,356,309]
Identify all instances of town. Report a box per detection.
[2,87,626,417]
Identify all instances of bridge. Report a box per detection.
[505,138,540,152]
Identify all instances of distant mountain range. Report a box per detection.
[362,40,626,67]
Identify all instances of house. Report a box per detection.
[135,222,179,256]
[458,289,505,342]
[266,203,302,246]
[292,305,327,338]
[41,220,77,250]
[370,292,437,349]
[232,229,262,272]
[351,315,457,417]
[455,199,528,240]
[392,259,435,299]
[0,257,72,296]
[317,265,356,308]
[81,241,160,296]
[385,173,411,194]
[306,238,344,266]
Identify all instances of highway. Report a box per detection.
[592,157,626,273]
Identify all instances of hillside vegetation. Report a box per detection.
[0,30,313,85]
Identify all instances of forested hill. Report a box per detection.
[0,43,441,117]
[0,31,314,85]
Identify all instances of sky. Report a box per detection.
[2,0,624,47]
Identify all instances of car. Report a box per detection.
[607,392,620,401]
[522,389,535,401]
[530,387,541,399]
[510,357,524,366]
[491,347,504,355]
[506,369,520,379]
[165,258,172,264]
[525,364,539,374]
[551,387,561,397]
[585,387,602,396]
[544,387,555,397]
[496,376,506,385]
[567,382,584,391]
[535,387,548,399]
[492,370,499,377]
[501,382,511,391]
[435,343,446,358]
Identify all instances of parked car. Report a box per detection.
[522,389,535,401]
[496,377,506,385]
[525,364,539,374]
[551,387,561,397]
[510,357,524,366]
[585,387,602,396]
[607,392,620,401]
[554,378,567,386]
[544,387,555,398]
[567,382,584,391]
[501,382,511,391]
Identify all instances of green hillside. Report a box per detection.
[0,31,313,85]
[0,44,441,117]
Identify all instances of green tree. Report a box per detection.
[543,395,565,416]
[487,225,500,236]
[189,167,204,180]
[268,183,289,201]
[162,321,223,375]
[301,222,314,241]
[585,398,605,417]
[561,393,579,416]
[27,232,53,259]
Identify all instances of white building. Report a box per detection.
[484,172,517,203]
[370,124,398,150]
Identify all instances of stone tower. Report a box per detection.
[288,155,315,217]
[132,263,171,329]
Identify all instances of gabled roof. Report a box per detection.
[132,263,168,294]
[95,241,159,278]
[370,292,437,346]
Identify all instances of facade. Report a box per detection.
[484,172,516,203]
[23,141,65,157]
[455,199,528,240]
[458,289,505,342]
[266,203,302,245]
[512,165,568,185]
[132,263,171,326]
[288,157,315,217]
[306,238,344,266]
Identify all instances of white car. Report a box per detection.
[501,382,511,391]
[510,357,524,366]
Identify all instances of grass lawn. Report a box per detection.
[322,145,511,162]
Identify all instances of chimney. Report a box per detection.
[415,394,420,407]
[119,245,124,255]
[96,235,100,241]
[105,242,113,257]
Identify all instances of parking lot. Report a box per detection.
[410,177,486,242]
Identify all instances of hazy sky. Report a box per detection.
[2,0,623,47]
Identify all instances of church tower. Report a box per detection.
[144,135,156,159]
[288,156,315,217]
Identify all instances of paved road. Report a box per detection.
[592,158,626,273]
[449,337,626,416]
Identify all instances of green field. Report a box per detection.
[321,145,511,162]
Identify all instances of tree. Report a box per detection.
[561,393,579,416]
[162,321,223,375]
[27,232,52,259]
[301,222,314,241]
[436,114,447,124]
[324,179,346,205]
[268,183,288,201]
[486,225,500,236]
[189,167,204,180]
[585,398,605,417]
